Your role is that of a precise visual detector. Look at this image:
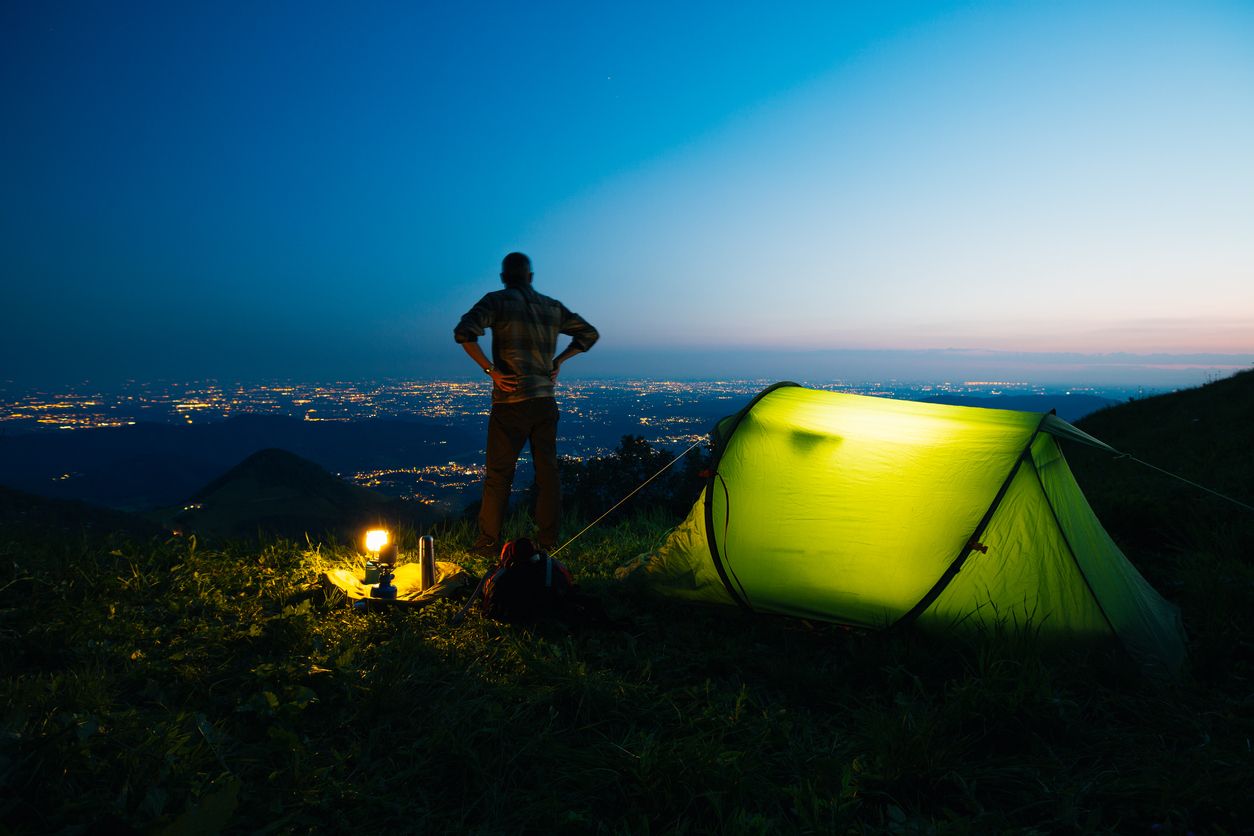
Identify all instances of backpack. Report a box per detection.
[480,538,575,622]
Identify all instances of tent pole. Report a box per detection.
[891,413,1052,631]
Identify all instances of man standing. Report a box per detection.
[454,252,599,556]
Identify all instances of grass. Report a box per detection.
[2,503,1252,835]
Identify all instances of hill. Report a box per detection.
[1060,369,1254,678]
[1066,368,1253,548]
[0,414,477,510]
[0,484,166,542]
[1072,367,1253,498]
[168,447,434,542]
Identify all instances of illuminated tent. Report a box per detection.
[647,383,1186,675]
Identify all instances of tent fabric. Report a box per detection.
[1040,413,1120,454]
[1030,434,1186,674]
[646,384,1186,675]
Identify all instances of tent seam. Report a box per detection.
[1027,442,1121,641]
[890,412,1052,631]
[703,381,800,611]
[716,473,753,606]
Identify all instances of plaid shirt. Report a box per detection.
[454,285,599,403]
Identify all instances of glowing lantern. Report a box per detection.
[365,529,389,554]
[364,527,398,599]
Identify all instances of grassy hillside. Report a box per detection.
[1066,368,1254,679]
[0,485,166,542]
[2,374,1252,833]
[1070,367,1254,539]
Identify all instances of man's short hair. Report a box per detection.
[501,252,532,286]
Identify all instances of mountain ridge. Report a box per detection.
[168,447,429,542]
[0,413,475,510]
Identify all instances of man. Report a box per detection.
[454,252,599,556]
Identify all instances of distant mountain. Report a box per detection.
[0,414,477,510]
[919,393,1116,422]
[169,448,433,542]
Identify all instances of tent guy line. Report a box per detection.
[550,438,706,558]
[1113,454,1254,515]
[1039,413,1254,514]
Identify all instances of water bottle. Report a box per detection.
[419,535,436,591]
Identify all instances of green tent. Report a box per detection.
[647,383,1186,675]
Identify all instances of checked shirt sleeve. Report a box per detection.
[559,304,599,352]
[453,294,496,344]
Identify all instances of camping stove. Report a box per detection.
[370,541,398,599]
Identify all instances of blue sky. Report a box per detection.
[3,1,1252,385]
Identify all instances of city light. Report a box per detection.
[0,376,1158,510]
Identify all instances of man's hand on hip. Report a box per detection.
[489,368,520,392]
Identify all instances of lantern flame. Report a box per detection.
[365,529,389,553]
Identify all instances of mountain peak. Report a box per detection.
[178,448,416,541]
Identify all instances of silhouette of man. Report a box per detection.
[454,252,599,556]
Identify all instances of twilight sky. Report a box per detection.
[3,1,1253,386]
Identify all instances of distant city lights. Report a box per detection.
[0,376,1156,511]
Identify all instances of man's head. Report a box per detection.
[500,252,533,288]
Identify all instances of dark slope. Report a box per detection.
[0,484,166,542]
[1066,368,1253,549]
[1063,369,1254,677]
[1074,367,1253,480]
[0,414,476,510]
[170,448,433,542]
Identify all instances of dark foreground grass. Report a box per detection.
[2,509,1251,835]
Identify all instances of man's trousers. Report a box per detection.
[476,396,560,549]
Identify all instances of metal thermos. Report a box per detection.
[419,535,436,591]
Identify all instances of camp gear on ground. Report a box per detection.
[646,383,1188,677]
[324,560,473,607]
[419,535,436,591]
[368,539,400,598]
[479,538,575,622]
[450,576,486,627]
[371,565,398,599]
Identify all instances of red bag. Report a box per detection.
[479,538,575,622]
